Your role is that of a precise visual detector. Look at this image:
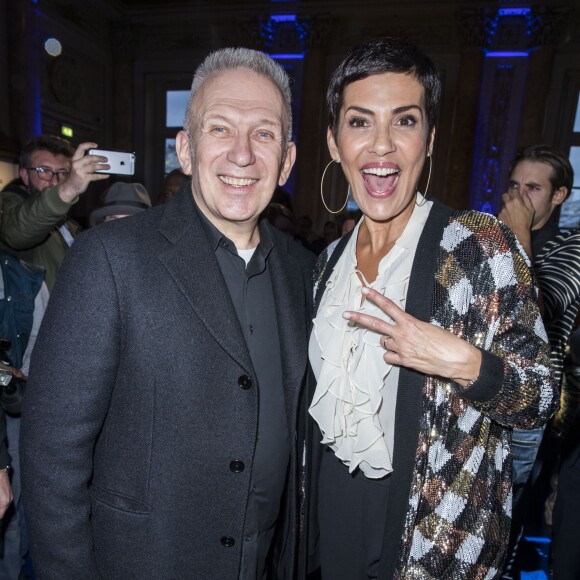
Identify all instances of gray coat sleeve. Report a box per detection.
[20,230,119,580]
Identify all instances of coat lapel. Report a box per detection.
[266,224,309,424]
[379,201,454,579]
[157,187,253,373]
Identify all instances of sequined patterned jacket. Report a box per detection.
[310,202,558,580]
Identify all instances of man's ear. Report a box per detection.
[175,130,193,175]
[551,186,568,207]
[19,167,30,187]
[278,142,297,186]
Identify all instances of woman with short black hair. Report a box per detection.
[307,37,558,579]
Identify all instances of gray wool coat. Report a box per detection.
[20,185,315,580]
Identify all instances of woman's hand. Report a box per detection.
[343,287,482,387]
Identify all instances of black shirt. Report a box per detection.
[195,204,290,580]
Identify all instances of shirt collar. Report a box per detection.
[531,218,558,259]
[191,194,273,260]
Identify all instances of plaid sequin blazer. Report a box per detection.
[310,202,558,579]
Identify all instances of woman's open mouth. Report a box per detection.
[361,166,400,196]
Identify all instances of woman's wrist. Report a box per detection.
[451,343,482,388]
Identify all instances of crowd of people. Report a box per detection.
[0,37,577,580]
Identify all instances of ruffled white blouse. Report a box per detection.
[309,195,432,479]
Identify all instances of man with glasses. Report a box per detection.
[0,135,109,290]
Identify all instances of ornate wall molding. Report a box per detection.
[527,7,570,47]
[295,15,333,51]
[238,13,332,53]
[458,9,497,49]
[469,59,528,213]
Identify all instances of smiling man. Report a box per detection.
[21,48,314,580]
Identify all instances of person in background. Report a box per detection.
[21,47,314,579]
[296,215,321,253]
[310,221,338,255]
[338,210,362,236]
[0,402,12,574]
[0,194,48,578]
[89,182,152,226]
[0,136,110,290]
[498,145,580,578]
[271,185,294,213]
[0,414,11,522]
[263,202,296,239]
[157,168,189,205]
[306,37,557,579]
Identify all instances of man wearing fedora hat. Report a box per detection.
[89,182,152,226]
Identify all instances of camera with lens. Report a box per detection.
[0,339,26,415]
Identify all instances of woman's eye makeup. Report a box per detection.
[397,114,418,126]
[345,112,422,129]
[347,116,369,128]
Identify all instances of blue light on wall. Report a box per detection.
[469,5,533,212]
[486,51,528,58]
[269,53,304,60]
[479,201,494,215]
[266,13,304,59]
[271,14,297,23]
[498,8,531,17]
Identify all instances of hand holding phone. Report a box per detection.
[88,149,136,175]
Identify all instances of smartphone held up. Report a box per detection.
[88,149,135,175]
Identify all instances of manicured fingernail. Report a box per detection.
[343,312,352,319]
[362,287,370,295]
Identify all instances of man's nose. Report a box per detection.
[47,172,60,186]
[228,133,255,166]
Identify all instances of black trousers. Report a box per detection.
[317,448,390,580]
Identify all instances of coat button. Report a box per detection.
[220,536,235,547]
[230,460,245,473]
[238,375,252,390]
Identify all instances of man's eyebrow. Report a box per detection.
[37,164,69,171]
[202,113,229,124]
[509,179,542,188]
[203,113,282,127]
[255,118,282,127]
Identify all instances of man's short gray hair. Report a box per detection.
[183,47,293,143]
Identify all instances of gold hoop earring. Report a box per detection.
[416,154,432,207]
[320,159,350,214]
